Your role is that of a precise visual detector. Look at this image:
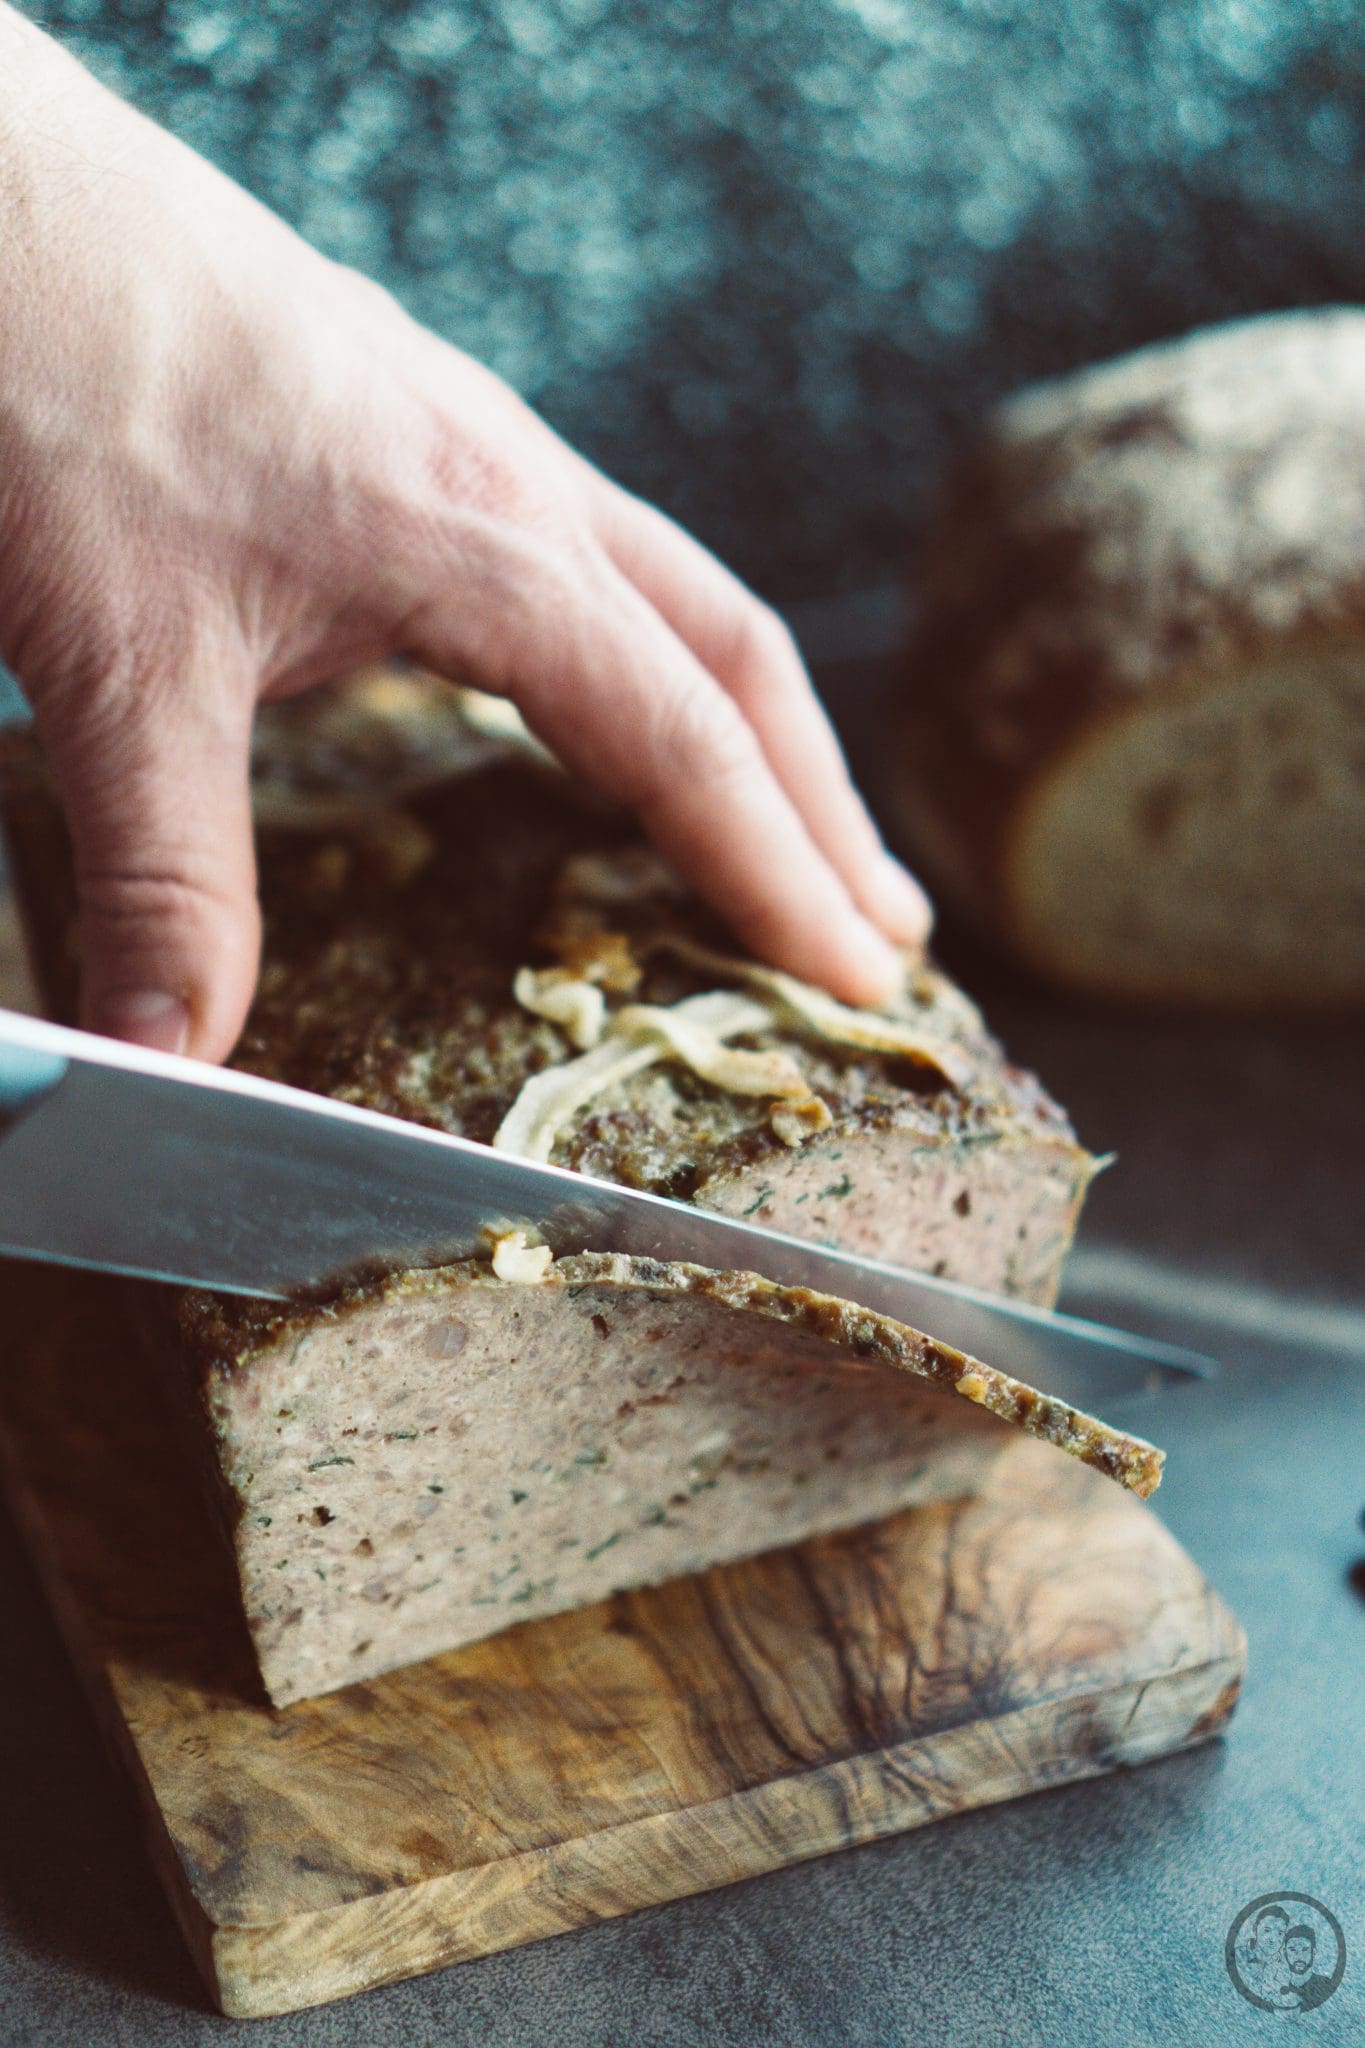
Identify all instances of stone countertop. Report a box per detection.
[0,657,1362,2046]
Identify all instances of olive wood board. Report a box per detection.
[0,1263,1244,2020]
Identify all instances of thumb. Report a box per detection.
[37,683,261,1063]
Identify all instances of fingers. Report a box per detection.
[585,477,933,949]
[35,668,261,1063]
[406,530,908,1005]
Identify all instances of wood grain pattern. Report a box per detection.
[0,1262,1244,2019]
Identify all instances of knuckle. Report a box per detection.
[654,683,761,795]
[75,860,256,951]
[426,420,518,517]
[386,422,582,634]
[456,444,569,545]
[411,379,568,534]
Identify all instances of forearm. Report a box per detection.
[0,2,163,314]
[0,6,336,441]
[0,0,90,154]
[0,3,245,244]
[0,3,354,691]
[0,6,102,387]
[0,8,194,576]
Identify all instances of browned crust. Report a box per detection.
[0,691,1088,1182]
[176,1254,1162,1500]
[893,309,1365,974]
[3,677,1148,1493]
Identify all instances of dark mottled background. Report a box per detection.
[22,0,1365,612]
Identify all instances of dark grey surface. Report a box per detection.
[2,6,1362,2036]
[0,671,1362,2047]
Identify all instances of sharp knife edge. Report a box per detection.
[0,1009,1215,1411]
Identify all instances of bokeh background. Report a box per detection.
[28,0,1365,616]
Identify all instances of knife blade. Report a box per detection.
[0,1007,1214,1411]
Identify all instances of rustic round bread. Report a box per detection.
[892,308,1365,1011]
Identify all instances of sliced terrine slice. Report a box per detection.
[2,671,1156,1705]
[172,1255,1159,1705]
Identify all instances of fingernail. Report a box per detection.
[95,990,190,1056]
[871,856,935,945]
[846,921,907,1007]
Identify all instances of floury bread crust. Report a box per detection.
[178,1256,1161,1706]
[2,673,1157,1704]
[893,309,1365,1012]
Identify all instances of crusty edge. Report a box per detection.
[890,309,1365,1008]
[897,626,1365,1004]
[184,1252,1163,1500]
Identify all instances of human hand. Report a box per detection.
[0,4,930,1062]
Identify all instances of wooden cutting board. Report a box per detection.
[0,1262,1244,2020]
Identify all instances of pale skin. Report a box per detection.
[0,3,931,1063]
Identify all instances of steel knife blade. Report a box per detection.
[0,1008,1214,1411]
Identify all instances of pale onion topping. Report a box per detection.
[512,967,607,1051]
[494,989,787,1162]
[649,935,977,1090]
[770,1094,835,1147]
[609,1003,810,1099]
[500,850,977,1163]
[488,1228,554,1283]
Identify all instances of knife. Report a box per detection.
[0,1007,1213,1412]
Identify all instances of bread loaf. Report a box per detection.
[1,675,1161,1704]
[892,308,1365,1011]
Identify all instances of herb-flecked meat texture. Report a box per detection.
[0,673,1158,1707]
[176,1255,1159,1705]
[234,682,1098,1308]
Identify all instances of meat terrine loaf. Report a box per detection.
[1,673,1160,1704]
[890,308,1365,1012]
